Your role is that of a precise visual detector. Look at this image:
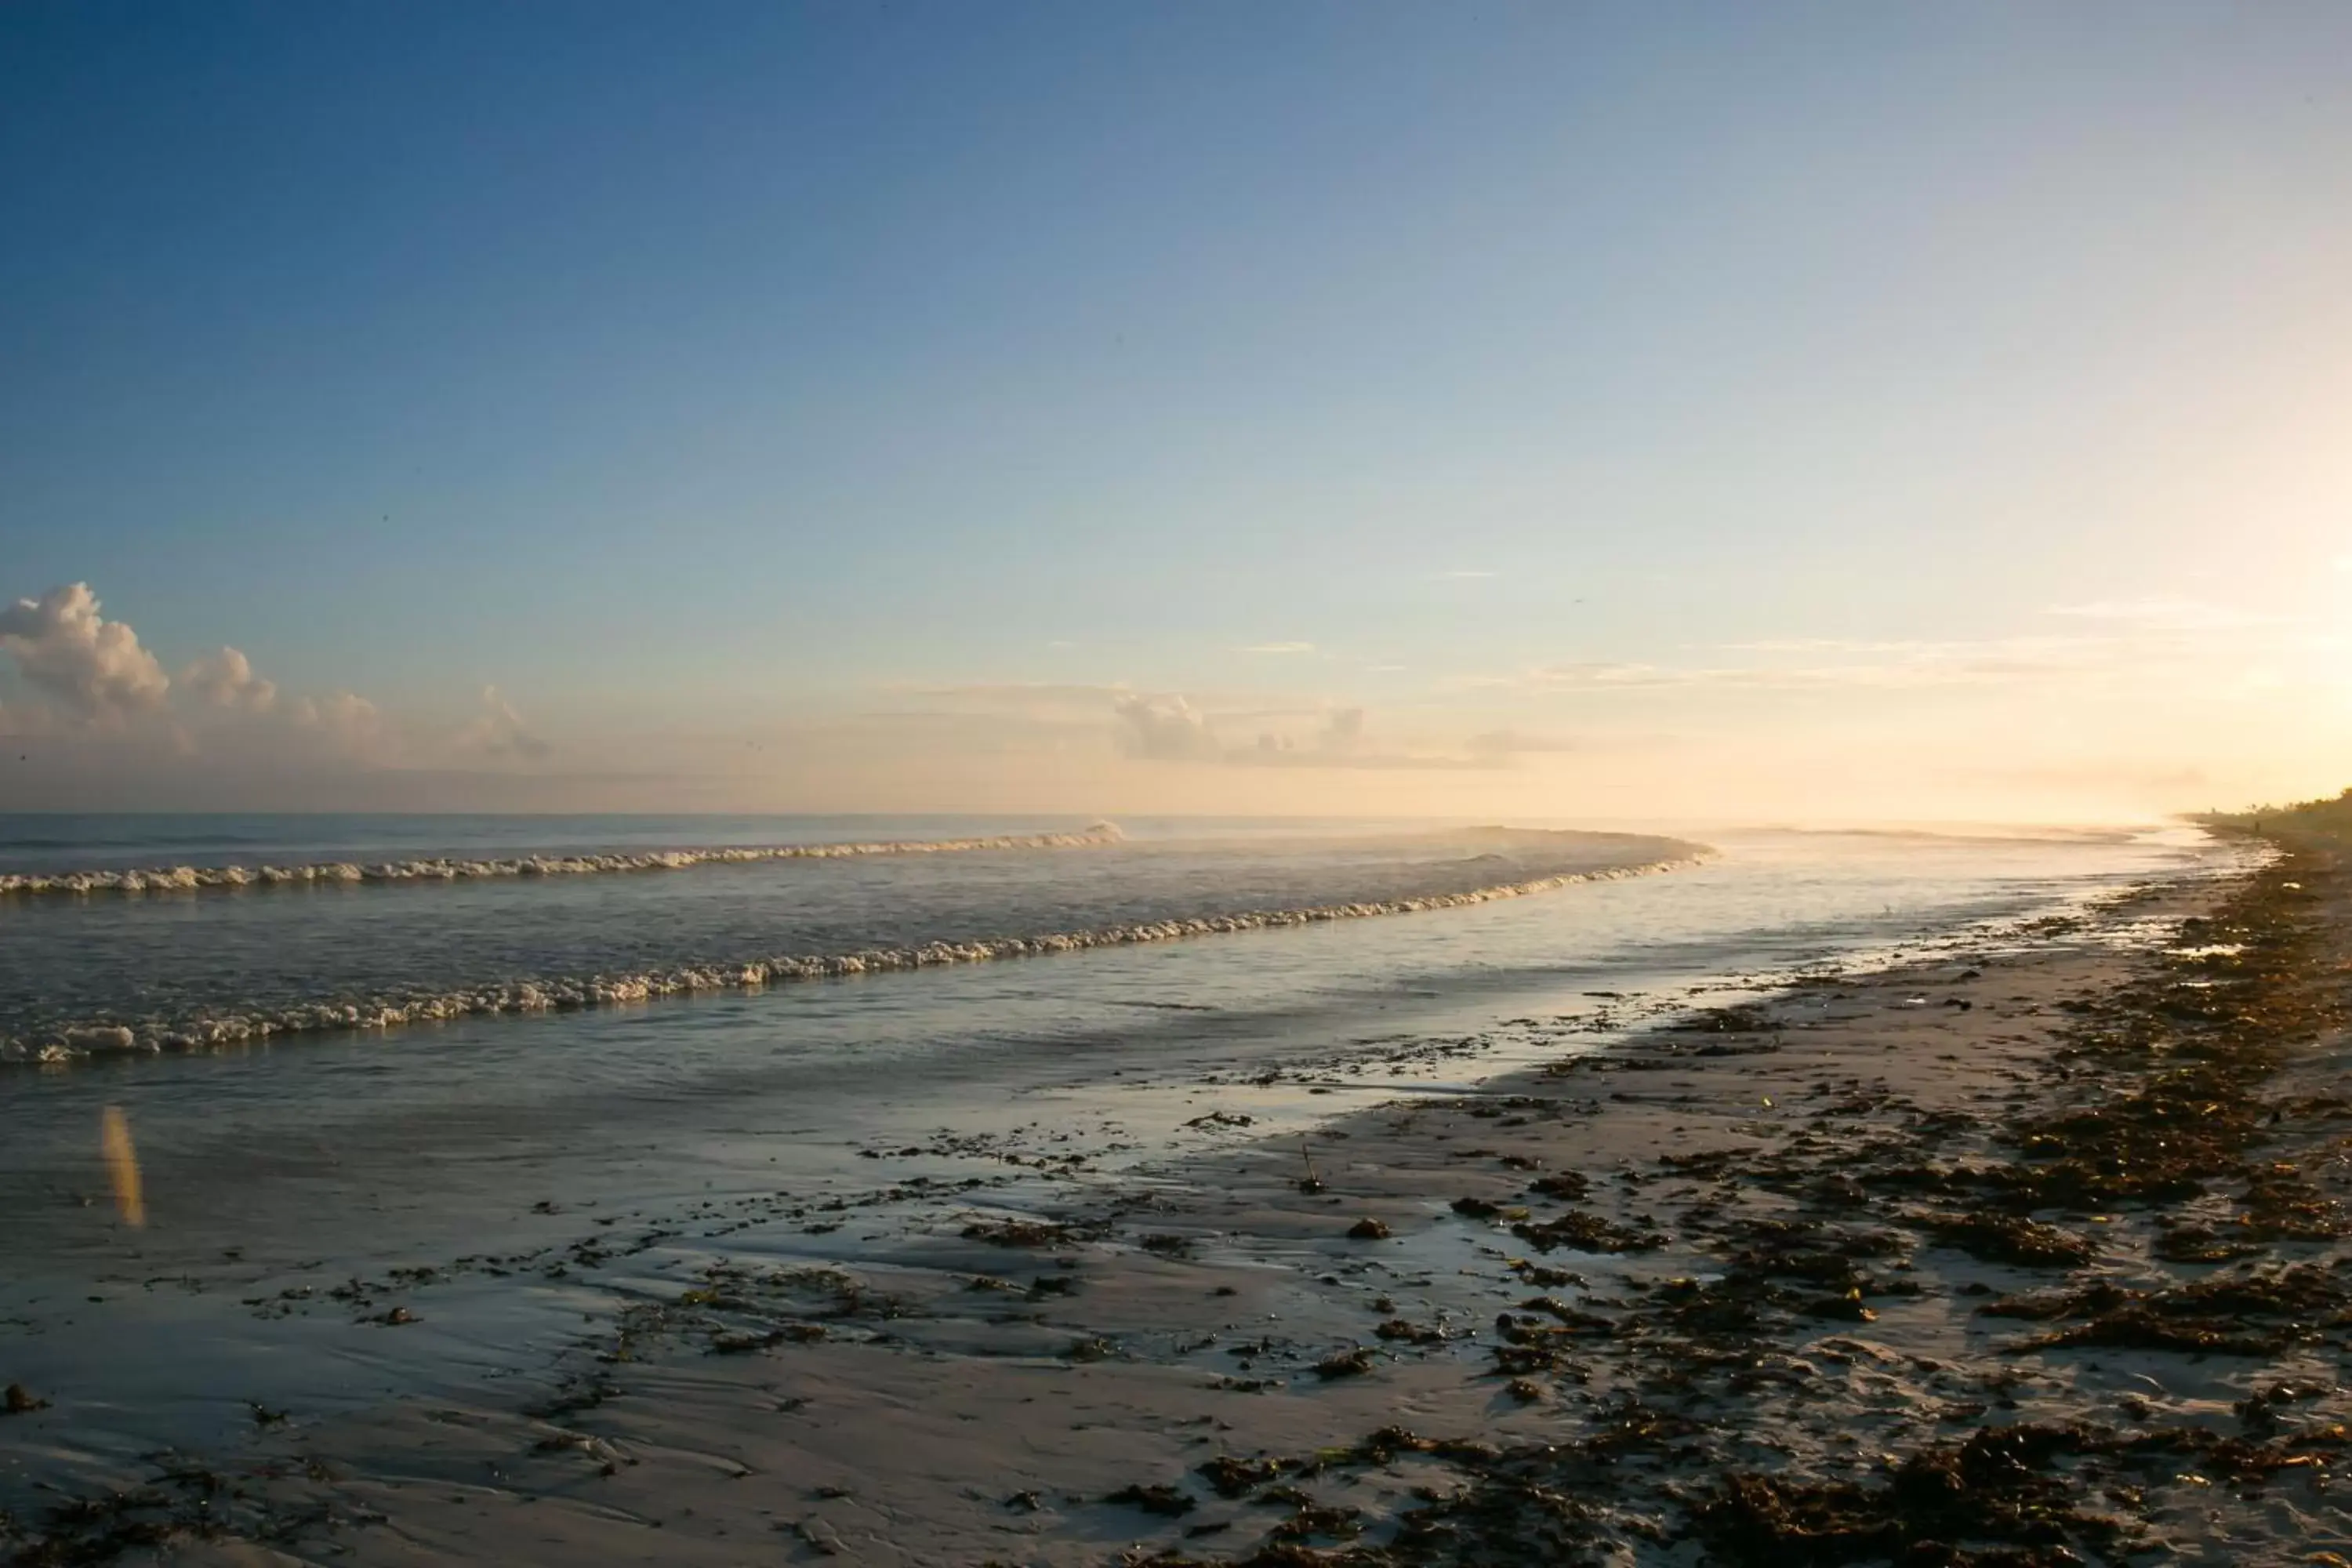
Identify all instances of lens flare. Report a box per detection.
[100,1105,145,1229]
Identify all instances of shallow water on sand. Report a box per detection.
[0,816,2230,1504]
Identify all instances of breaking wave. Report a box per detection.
[2,851,1707,1065]
[0,823,1125,898]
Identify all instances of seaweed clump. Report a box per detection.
[1915,1212,2096,1269]
[1980,1264,2350,1358]
[1696,1424,2129,1565]
[1509,1210,1664,1254]
[1107,1483,1198,1517]
[960,1218,1080,1248]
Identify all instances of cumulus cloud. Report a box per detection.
[179,647,278,712]
[0,583,171,724]
[1241,709,1351,763]
[1239,706,1370,762]
[1113,693,1225,761]
[0,579,589,804]
[453,685,551,760]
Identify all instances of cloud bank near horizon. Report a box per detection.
[0,583,546,786]
[0,578,2332,823]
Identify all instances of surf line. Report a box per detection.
[0,824,1127,900]
[5,852,1712,1065]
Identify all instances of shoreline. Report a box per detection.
[9,845,2332,1564]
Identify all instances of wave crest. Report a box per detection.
[2,851,1707,1065]
[0,823,1125,898]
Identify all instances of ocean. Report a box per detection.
[0,813,2235,1504]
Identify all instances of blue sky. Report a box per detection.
[5,2,2352,818]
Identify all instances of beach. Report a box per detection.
[13,4,2349,1559]
[6,821,2326,1565]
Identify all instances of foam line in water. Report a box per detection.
[0,823,1126,898]
[1,851,1709,1065]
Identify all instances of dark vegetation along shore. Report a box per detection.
[7,807,2352,1565]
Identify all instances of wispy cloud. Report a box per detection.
[1113,693,1490,771]
[288,691,392,762]
[904,683,1465,768]
[1504,648,2089,691]
[1465,662,1854,695]
[909,681,1131,704]
[2045,597,2276,631]
[453,685,551,760]
[901,682,1141,724]
[1435,569,1496,580]
[1474,590,2302,701]
[1465,728,1582,756]
[1501,661,1838,691]
[1238,641,1316,655]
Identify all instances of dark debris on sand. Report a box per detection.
[1140,828,2352,1566]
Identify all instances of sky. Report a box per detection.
[5,1,2352,823]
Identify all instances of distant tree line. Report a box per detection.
[2198,787,2352,843]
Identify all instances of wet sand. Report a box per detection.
[10,842,2347,1565]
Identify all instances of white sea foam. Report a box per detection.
[1,851,1708,1065]
[0,823,1126,898]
